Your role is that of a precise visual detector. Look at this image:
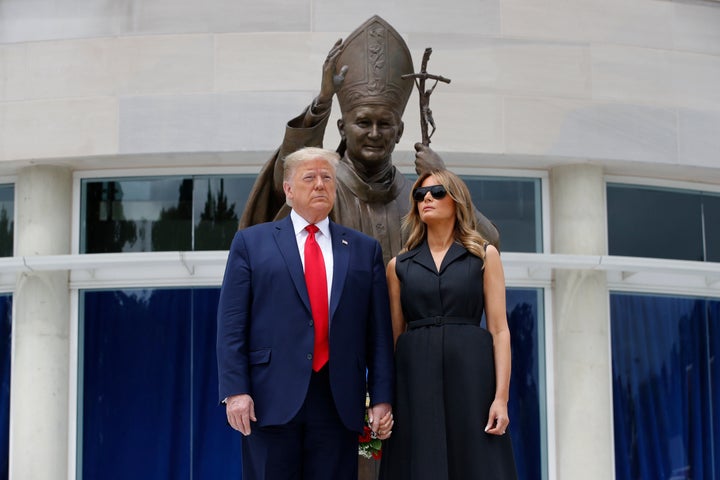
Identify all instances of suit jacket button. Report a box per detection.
[309,320,313,326]
[307,353,313,360]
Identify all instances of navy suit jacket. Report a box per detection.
[216,215,394,432]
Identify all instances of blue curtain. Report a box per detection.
[0,295,11,480]
[611,293,719,480]
[81,287,543,479]
[81,289,241,479]
[507,289,543,480]
[190,289,243,479]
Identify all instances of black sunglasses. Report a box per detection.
[413,185,448,202]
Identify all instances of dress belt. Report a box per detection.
[407,316,480,330]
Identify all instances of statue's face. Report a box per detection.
[338,105,404,169]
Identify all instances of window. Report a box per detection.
[704,193,720,262]
[80,175,255,253]
[80,288,240,479]
[0,185,13,257]
[403,174,543,253]
[607,184,720,262]
[463,177,542,253]
[75,171,548,478]
[80,174,543,254]
[611,293,720,479]
[1,295,11,479]
[80,287,546,479]
[506,288,547,480]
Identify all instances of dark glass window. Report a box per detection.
[193,176,255,251]
[81,175,254,253]
[607,184,720,262]
[1,295,11,479]
[703,192,720,263]
[611,293,720,480]
[463,177,542,253]
[0,185,13,257]
[82,174,541,254]
[81,287,546,479]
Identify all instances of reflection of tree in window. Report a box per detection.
[151,179,192,251]
[85,182,138,253]
[195,178,238,250]
[0,206,12,257]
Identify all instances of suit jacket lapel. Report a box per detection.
[274,216,312,314]
[328,221,349,320]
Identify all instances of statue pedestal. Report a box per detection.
[359,457,379,480]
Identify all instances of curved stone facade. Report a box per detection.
[0,1,718,180]
[1,2,719,479]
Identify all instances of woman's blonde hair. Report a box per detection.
[403,170,487,260]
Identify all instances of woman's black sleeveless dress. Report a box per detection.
[379,241,517,480]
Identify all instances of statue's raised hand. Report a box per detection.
[317,38,348,109]
[414,142,446,175]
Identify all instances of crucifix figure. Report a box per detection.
[402,48,451,146]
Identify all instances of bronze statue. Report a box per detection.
[239,15,499,264]
[402,47,451,146]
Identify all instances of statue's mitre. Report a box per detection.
[336,15,414,116]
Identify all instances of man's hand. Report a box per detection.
[226,394,256,436]
[414,142,446,175]
[368,402,394,440]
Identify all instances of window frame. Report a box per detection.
[398,166,550,255]
[607,176,720,263]
[609,291,720,479]
[0,177,16,264]
[605,175,720,479]
[605,175,720,296]
[454,167,549,255]
[66,165,554,480]
[72,166,260,256]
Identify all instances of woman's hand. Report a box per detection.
[368,402,394,440]
[484,398,509,436]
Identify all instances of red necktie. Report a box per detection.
[304,225,329,371]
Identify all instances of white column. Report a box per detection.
[550,164,614,480]
[10,165,72,479]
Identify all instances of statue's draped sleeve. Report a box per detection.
[239,104,332,229]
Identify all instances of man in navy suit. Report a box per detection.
[217,147,395,479]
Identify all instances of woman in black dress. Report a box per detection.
[379,169,517,479]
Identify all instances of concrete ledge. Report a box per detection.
[1,251,718,294]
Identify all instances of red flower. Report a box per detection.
[358,394,383,459]
[359,426,372,443]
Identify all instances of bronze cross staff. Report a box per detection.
[402,48,451,146]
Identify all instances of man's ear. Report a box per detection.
[282,181,293,205]
[396,121,404,143]
[337,118,346,140]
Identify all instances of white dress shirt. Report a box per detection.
[290,210,333,303]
